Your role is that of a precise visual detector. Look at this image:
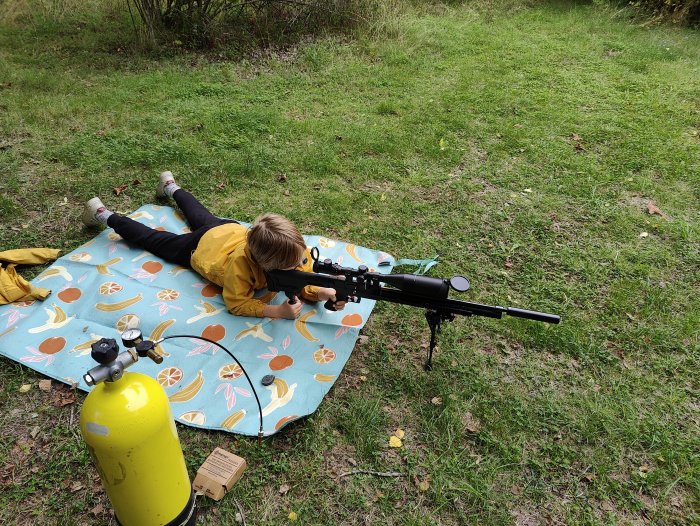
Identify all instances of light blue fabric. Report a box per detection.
[0,205,396,436]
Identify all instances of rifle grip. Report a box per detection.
[286,292,298,305]
[323,299,338,311]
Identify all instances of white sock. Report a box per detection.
[95,207,113,224]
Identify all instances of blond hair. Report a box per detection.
[247,213,306,271]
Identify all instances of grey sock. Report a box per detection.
[95,207,114,224]
[163,181,181,198]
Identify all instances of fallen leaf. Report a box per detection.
[570,133,582,142]
[523,188,532,193]
[389,436,402,448]
[357,335,369,345]
[51,389,76,407]
[646,201,664,216]
[463,412,481,433]
[19,384,32,393]
[71,482,84,492]
[277,174,288,182]
[132,179,141,186]
[288,511,298,521]
[38,380,52,392]
[394,429,405,439]
[283,190,290,196]
[430,396,443,406]
[639,232,649,238]
[417,479,430,491]
[217,182,225,190]
[439,138,447,151]
[89,504,104,516]
[112,184,128,196]
[279,484,291,495]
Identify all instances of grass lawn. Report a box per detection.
[0,1,699,524]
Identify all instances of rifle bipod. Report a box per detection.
[424,310,455,371]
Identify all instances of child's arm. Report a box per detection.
[297,249,346,310]
[222,256,307,319]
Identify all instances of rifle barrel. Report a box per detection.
[506,307,560,324]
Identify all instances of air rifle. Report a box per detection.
[265,247,560,370]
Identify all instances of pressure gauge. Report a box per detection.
[121,328,143,348]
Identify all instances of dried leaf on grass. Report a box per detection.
[463,412,481,433]
[646,201,667,219]
[51,388,76,407]
[113,184,128,196]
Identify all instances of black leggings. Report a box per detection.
[107,190,236,268]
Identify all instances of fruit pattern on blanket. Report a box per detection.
[0,205,393,436]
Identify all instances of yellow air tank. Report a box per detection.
[80,335,196,526]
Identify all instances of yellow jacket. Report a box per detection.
[190,223,321,317]
[0,248,61,305]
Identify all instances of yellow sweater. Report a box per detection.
[0,248,61,305]
[190,223,321,317]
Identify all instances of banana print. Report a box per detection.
[235,322,273,342]
[149,319,175,357]
[261,378,297,417]
[221,409,246,430]
[186,301,224,324]
[0,326,16,339]
[36,266,72,282]
[169,371,204,402]
[96,257,122,276]
[71,334,105,356]
[294,310,319,342]
[313,373,337,383]
[128,211,154,220]
[28,304,75,334]
[95,294,143,312]
[345,244,363,263]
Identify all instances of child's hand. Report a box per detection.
[318,288,347,311]
[277,297,303,319]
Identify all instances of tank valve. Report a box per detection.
[83,332,162,387]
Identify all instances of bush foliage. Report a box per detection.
[128,0,382,48]
[623,0,700,25]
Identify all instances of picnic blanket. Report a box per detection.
[0,205,396,436]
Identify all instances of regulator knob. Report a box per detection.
[91,338,119,365]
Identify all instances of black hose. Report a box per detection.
[157,335,265,438]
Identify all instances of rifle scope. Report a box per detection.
[373,274,470,300]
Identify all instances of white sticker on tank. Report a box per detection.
[86,422,110,436]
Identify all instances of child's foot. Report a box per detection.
[156,170,181,198]
[82,197,113,226]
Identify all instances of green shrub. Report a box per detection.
[127,0,384,48]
